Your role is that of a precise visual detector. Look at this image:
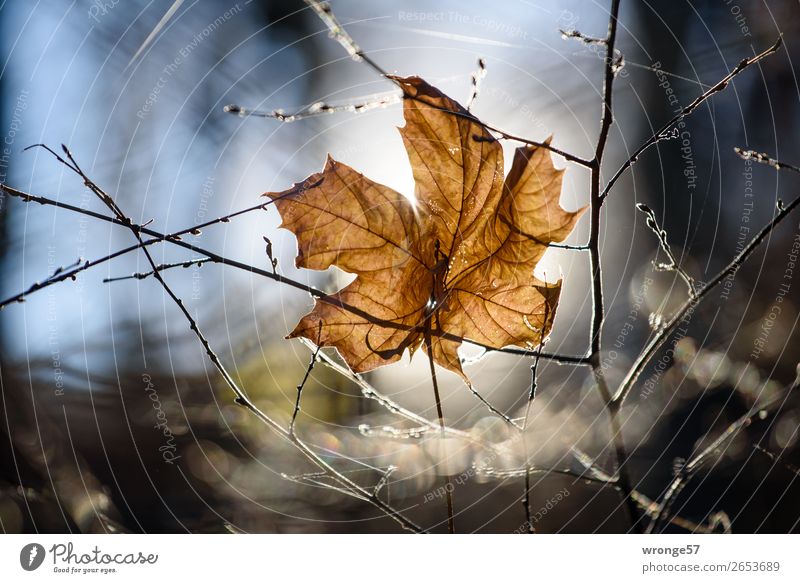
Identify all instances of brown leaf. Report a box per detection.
[266,76,584,381]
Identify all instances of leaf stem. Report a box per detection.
[521,303,546,534]
[423,315,455,534]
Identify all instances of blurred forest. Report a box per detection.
[1,0,799,533]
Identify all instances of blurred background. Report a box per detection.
[0,0,798,533]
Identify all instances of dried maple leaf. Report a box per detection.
[266,76,584,381]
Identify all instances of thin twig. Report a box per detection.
[647,380,797,533]
[0,183,589,365]
[263,236,279,274]
[290,328,323,437]
[571,450,716,533]
[302,0,384,74]
[560,28,606,46]
[224,91,401,122]
[466,382,518,427]
[372,466,397,497]
[734,147,800,175]
[1,256,84,306]
[636,203,697,297]
[359,425,430,440]
[499,214,589,251]
[753,444,800,477]
[599,37,783,203]
[35,147,428,534]
[298,1,595,168]
[301,338,474,440]
[479,465,613,484]
[614,189,800,406]
[0,182,276,308]
[103,258,210,283]
[560,28,625,73]
[549,242,590,250]
[485,130,594,168]
[466,58,487,111]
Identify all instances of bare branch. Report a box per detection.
[560,28,606,46]
[263,236,279,274]
[734,147,800,175]
[5,0,787,537]
[275,1,597,168]
[27,148,428,534]
[466,382,519,427]
[600,37,783,203]
[571,447,714,533]
[647,380,798,533]
[636,203,697,297]
[0,183,588,365]
[103,258,210,284]
[584,0,642,533]
[0,183,274,308]
[560,28,625,74]
[753,444,800,477]
[358,425,430,440]
[302,0,386,76]
[614,189,800,405]
[373,466,397,497]
[290,327,323,437]
[466,58,487,112]
[224,91,401,122]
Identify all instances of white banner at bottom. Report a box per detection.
[0,534,797,582]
